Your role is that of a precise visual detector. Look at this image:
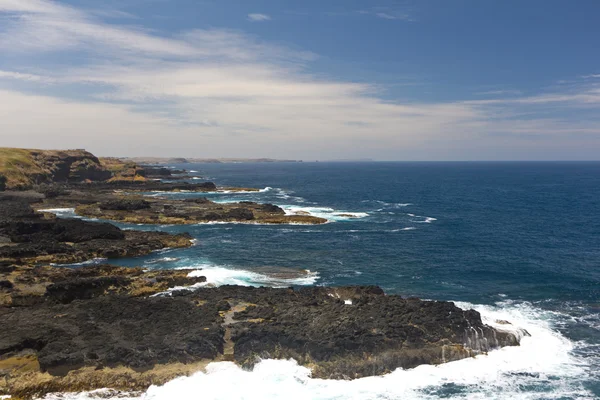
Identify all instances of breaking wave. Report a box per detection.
[281,205,369,222]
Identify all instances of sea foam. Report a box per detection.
[186,266,318,288]
[282,205,369,222]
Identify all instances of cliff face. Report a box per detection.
[29,149,111,183]
[0,148,113,189]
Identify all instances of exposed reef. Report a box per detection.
[0,266,526,399]
[36,184,327,225]
[75,198,326,225]
[0,199,193,265]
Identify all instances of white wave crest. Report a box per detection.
[185,266,319,288]
[410,215,437,223]
[282,206,369,222]
[37,207,78,218]
[144,257,180,264]
[363,200,413,208]
[51,257,107,267]
[215,187,273,194]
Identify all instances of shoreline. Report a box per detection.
[0,155,526,399]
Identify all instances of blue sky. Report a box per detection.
[0,0,599,160]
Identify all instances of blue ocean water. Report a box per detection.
[54,162,600,400]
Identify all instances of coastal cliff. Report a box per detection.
[0,149,191,190]
[0,148,111,189]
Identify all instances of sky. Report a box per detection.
[0,0,599,160]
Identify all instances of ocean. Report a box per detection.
[50,162,600,400]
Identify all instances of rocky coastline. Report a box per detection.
[0,149,527,399]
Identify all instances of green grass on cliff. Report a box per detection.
[0,148,48,189]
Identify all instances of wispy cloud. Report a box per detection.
[477,89,523,96]
[0,0,598,160]
[357,6,413,21]
[247,13,271,22]
[0,70,56,83]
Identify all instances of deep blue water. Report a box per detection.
[58,162,600,399]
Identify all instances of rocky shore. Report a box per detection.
[0,198,193,265]
[0,263,526,399]
[37,184,326,225]
[0,148,527,399]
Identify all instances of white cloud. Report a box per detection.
[0,0,598,160]
[0,70,55,83]
[375,13,395,19]
[477,89,523,96]
[357,8,413,21]
[247,13,271,22]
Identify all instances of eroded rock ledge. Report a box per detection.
[0,199,192,265]
[36,183,327,225]
[0,265,527,399]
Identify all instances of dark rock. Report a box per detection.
[216,300,231,311]
[45,276,133,304]
[188,285,524,379]
[0,200,192,265]
[37,185,70,199]
[183,197,212,204]
[29,149,112,183]
[99,199,151,211]
[1,219,125,243]
[0,296,223,374]
[0,280,13,289]
[259,203,285,214]
[140,167,173,177]
[0,198,38,223]
[226,208,254,220]
[82,181,218,192]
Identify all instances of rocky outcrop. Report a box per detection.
[75,197,325,225]
[0,264,206,307]
[0,294,223,375]
[0,148,115,189]
[32,184,326,225]
[29,150,112,183]
[189,285,526,379]
[99,199,151,211]
[0,273,527,398]
[0,199,193,265]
